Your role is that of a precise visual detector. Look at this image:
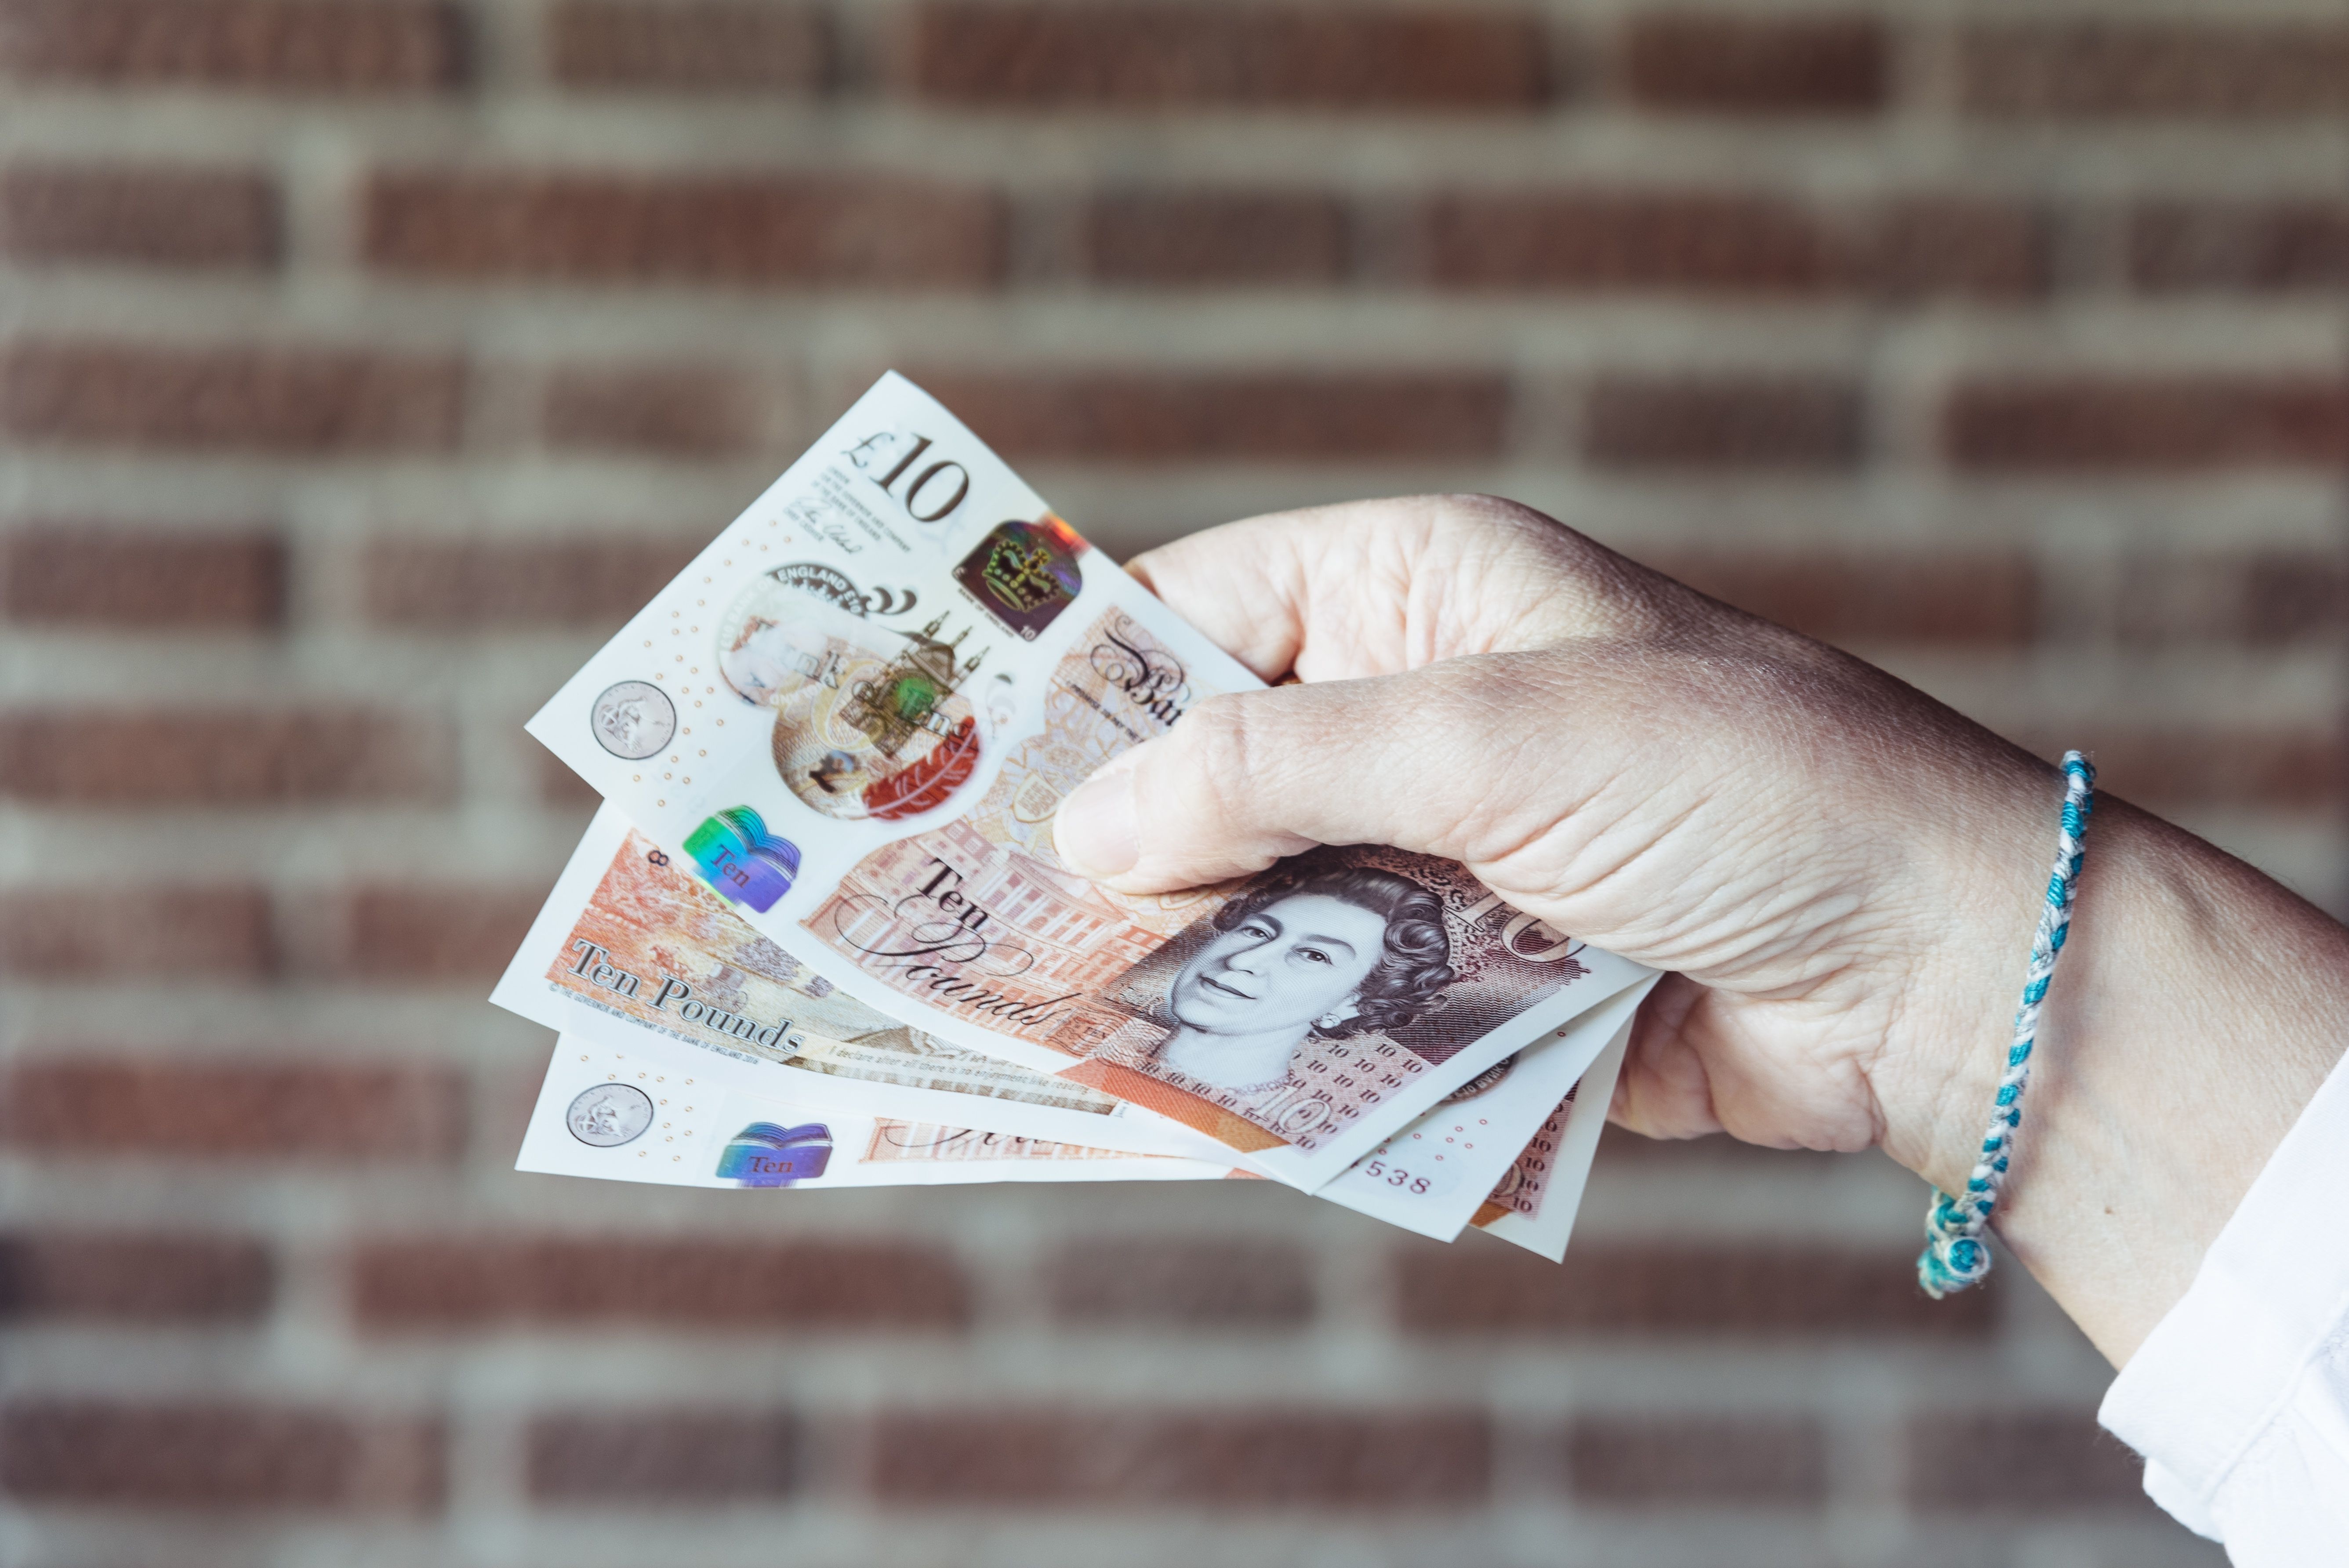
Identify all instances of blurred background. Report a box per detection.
[4,0,2340,1562]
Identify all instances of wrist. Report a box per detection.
[1864,747,2070,1196]
[1874,783,2348,1360]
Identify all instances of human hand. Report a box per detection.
[1052,495,2059,1176]
[1050,497,2347,1365]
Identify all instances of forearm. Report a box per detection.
[1907,798,2349,1364]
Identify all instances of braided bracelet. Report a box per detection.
[1918,751,2097,1299]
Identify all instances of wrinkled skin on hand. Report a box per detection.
[1058,495,2060,1178]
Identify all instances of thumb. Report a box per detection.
[1051,657,1547,893]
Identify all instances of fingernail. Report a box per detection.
[1055,769,1139,878]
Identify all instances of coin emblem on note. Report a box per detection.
[566,1082,655,1146]
[591,681,676,760]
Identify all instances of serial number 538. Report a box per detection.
[1358,1158,1433,1196]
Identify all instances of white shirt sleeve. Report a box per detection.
[2098,1045,2349,1561]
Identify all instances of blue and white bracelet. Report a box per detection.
[1918,751,2097,1299]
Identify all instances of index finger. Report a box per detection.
[1122,509,1318,682]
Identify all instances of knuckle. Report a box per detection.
[1419,494,1710,645]
[1430,491,1551,534]
[1438,491,1581,553]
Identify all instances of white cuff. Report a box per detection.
[2098,1045,2349,1561]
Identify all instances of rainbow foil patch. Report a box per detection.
[716,1122,833,1187]
[683,806,801,912]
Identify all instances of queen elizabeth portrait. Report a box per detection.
[1112,866,1458,1096]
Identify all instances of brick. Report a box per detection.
[1564,1414,1826,1505]
[910,370,1509,461]
[364,532,704,626]
[548,0,828,91]
[1961,23,2349,118]
[1583,375,1862,469]
[315,886,544,982]
[1394,1241,1995,1337]
[0,1234,271,1321]
[1862,197,2049,300]
[2048,730,2345,813]
[0,1402,442,1510]
[1047,1239,1314,1326]
[2113,550,2349,646]
[1081,190,1347,285]
[0,886,274,978]
[900,3,1551,109]
[0,163,278,267]
[363,171,1003,287]
[0,1058,468,1161]
[0,709,454,806]
[1906,1410,2149,1510]
[1416,192,2044,297]
[1621,13,1884,115]
[868,1408,1489,1505]
[1637,547,2037,648]
[527,1410,795,1501]
[2227,557,2349,645]
[1,526,283,627]
[0,340,465,453]
[2132,201,2349,292]
[363,535,702,628]
[351,1237,970,1331]
[0,0,467,89]
[1418,191,1831,292]
[542,364,759,455]
[1945,377,2349,470]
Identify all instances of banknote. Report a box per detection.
[519,1034,1243,1190]
[492,802,1230,1159]
[524,371,1652,1190]
[501,802,1630,1250]
[520,1027,1619,1261]
[1318,977,1652,1242]
[522,1026,1624,1261]
[1469,1018,1631,1261]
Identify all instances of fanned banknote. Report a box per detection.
[1319,977,1651,1241]
[521,1034,1241,1190]
[494,803,1230,1159]
[1470,1021,1631,1262]
[517,1020,1624,1260]
[497,803,1641,1248]
[523,372,1652,1191]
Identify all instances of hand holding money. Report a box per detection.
[1050,494,2349,1364]
[501,376,1654,1263]
[494,372,2348,1365]
[1050,492,2061,1163]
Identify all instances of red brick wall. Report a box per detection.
[4,1,2322,1560]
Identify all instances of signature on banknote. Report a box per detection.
[861,1119,1161,1164]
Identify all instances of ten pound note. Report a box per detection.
[519,1034,1242,1193]
[497,799,1651,1253]
[521,372,1652,1196]
[495,802,1229,1159]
